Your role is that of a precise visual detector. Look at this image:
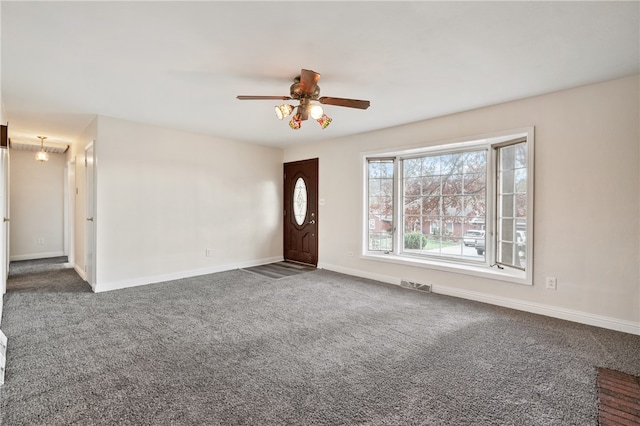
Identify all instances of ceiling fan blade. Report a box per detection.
[299,69,320,96]
[319,97,370,110]
[236,95,292,100]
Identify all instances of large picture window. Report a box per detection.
[402,149,487,261]
[363,128,534,285]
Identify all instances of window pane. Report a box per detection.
[421,176,441,196]
[404,158,422,178]
[496,141,527,270]
[465,195,486,217]
[501,218,515,242]
[515,194,527,217]
[369,161,394,178]
[293,178,308,225]
[368,179,381,195]
[368,160,394,251]
[514,169,527,193]
[404,216,422,233]
[514,144,527,168]
[405,197,423,216]
[501,169,515,193]
[404,177,422,196]
[501,145,516,170]
[441,154,463,174]
[501,194,514,218]
[464,151,487,173]
[500,242,514,264]
[443,174,463,195]
[422,156,440,175]
[422,197,441,216]
[401,149,486,262]
[463,173,485,194]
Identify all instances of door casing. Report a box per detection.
[283,158,318,266]
[85,142,96,287]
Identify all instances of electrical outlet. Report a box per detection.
[205,248,211,257]
[545,277,557,290]
[347,251,354,257]
[37,237,45,245]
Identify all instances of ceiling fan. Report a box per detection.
[236,69,370,130]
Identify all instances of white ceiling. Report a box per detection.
[2,1,639,148]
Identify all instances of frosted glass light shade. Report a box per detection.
[275,104,294,120]
[35,150,49,162]
[309,104,324,120]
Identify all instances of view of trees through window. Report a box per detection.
[366,136,529,272]
[402,150,487,260]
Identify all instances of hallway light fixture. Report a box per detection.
[35,136,49,162]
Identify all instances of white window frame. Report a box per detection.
[361,127,534,285]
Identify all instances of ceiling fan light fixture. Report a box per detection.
[35,136,49,162]
[316,114,332,129]
[309,104,324,120]
[289,113,302,130]
[275,104,294,120]
[237,69,370,131]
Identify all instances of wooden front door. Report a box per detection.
[283,158,318,266]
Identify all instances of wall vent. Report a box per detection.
[400,280,432,293]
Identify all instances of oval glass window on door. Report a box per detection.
[293,177,308,225]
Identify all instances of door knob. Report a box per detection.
[87,217,94,222]
[3,217,8,222]
[309,220,316,224]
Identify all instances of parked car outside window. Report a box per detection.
[463,230,485,247]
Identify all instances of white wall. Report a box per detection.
[9,149,66,260]
[69,116,97,281]
[93,116,283,291]
[284,75,640,333]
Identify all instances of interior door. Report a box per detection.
[283,158,318,266]
[85,143,95,287]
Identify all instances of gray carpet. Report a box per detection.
[8,256,71,278]
[1,264,640,425]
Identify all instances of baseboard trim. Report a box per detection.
[432,285,640,336]
[319,262,640,336]
[10,251,65,262]
[94,256,283,293]
[317,262,397,286]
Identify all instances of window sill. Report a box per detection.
[361,252,531,286]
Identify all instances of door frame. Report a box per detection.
[84,142,96,288]
[64,159,75,265]
[0,148,8,296]
[283,158,319,266]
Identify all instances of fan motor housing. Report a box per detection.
[290,82,320,100]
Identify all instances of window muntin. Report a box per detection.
[363,129,533,283]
